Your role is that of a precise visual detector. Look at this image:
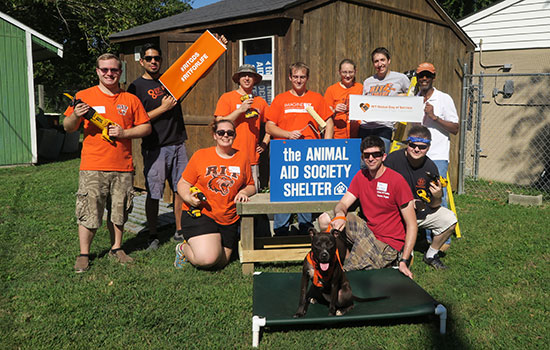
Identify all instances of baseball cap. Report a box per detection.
[416,62,436,75]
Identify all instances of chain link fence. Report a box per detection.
[459,72,550,202]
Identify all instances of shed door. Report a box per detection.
[0,20,33,165]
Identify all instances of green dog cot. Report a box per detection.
[252,268,446,347]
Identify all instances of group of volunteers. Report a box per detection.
[64,38,459,277]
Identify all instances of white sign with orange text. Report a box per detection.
[349,95,423,123]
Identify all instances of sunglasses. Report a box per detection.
[215,129,236,137]
[98,67,121,74]
[362,151,384,159]
[143,56,162,62]
[408,142,429,150]
[417,71,434,79]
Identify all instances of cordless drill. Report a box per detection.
[64,93,116,145]
[188,186,207,218]
[240,94,259,119]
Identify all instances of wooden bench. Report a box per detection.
[236,193,337,274]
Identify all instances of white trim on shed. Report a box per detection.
[458,0,550,51]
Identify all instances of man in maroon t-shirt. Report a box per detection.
[319,136,417,278]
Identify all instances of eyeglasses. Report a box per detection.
[98,67,121,74]
[362,151,384,159]
[417,72,434,79]
[143,56,162,62]
[215,129,236,137]
[408,142,429,150]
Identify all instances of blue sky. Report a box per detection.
[191,0,222,8]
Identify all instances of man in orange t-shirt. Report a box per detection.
[64,53,151,273]
[324,59,363,139]
[265,62,334,236]
[214,64,270,190]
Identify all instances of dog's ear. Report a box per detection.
[330,228,341,238]
[308,227,318,238]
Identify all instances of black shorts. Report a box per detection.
[180,214,240,249]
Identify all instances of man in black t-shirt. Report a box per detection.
[128,43,189,249]
[384,125,457,269]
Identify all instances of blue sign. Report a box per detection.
[270,139,361,202]
[244,54,273,75]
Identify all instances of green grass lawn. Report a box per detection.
[1,159,548,349]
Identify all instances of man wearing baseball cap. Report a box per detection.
[416,62,459,251]
[214,64,270,191]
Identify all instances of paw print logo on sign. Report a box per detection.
[333,182,348,196]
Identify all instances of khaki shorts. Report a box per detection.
[418,206,457,235]
[76,171,134,229]
[323,210,399,271]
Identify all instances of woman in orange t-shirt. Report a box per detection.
[324,59,363,139]
[174,120,256,269]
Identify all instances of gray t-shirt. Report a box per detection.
[361,71,410,129]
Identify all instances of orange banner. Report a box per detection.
[159,30,227,100]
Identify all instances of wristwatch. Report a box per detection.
[399,258,411,267]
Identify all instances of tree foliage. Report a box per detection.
[0,0,192,111]
[437,0,501,20]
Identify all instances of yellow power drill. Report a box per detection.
[240,94,259,119]
[64,93,116,145]
[188,186,207,218]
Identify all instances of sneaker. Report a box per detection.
[174,242,188,268]
[74,255,89,273]
[423,253,448,270]
[173,231,185,242]
[146,238,160,251]
[109,249,134,264]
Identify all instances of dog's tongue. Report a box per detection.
[320,263,330,271]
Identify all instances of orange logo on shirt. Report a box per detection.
[205,165,238,196]
[147,86,165,99]
[368,83,395,96]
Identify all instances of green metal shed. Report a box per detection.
[0,11,63,166]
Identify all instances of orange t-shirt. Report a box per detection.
[64,86,150,171]
[265,90,331,139]
[214,90,268,165]
[324,82,363,139]
[181,147,254,225]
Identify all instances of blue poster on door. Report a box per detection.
[244,54,273,75]
[270,139,361,202]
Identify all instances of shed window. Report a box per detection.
[239,36,274,104]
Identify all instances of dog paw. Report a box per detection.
[293,312,305,318]
[336,310,344,316]
[309,297,317,304]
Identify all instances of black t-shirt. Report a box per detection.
[127,77,187,150]
[384,150,439,219]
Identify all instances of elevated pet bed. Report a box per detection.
[252,268,446,347]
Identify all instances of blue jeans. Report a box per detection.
[427,160,451,245]
[273,213,312,236]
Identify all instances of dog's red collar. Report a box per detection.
[307,249,343,288]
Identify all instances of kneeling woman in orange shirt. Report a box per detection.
[175,120,256,269]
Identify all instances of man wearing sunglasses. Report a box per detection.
[416,62,459,251]
[385,126,457,269]
[127,43,190,250]
[318,136,417,279]
[64,53,152,272]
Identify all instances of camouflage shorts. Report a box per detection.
[76,171,134,229]
[324,210,399,271]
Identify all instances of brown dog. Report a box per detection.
[293,228,354,317]
[294,228,387,318]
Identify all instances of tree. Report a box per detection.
[437,0,501,21]
[0,0,192,111]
